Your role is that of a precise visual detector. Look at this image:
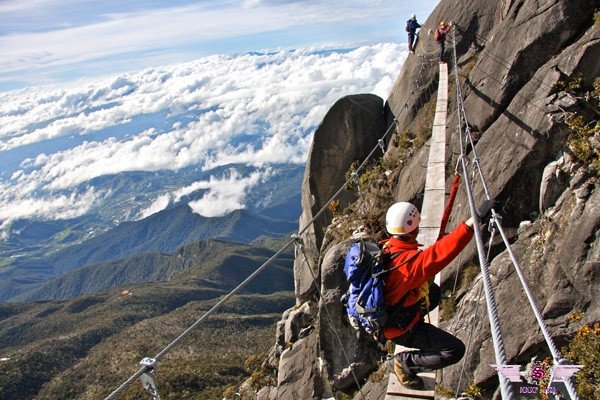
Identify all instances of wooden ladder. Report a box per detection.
[385,62,449,400]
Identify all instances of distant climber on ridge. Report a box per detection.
[434,21,452,62]
[382,200,494,389]
[406,14,421,53]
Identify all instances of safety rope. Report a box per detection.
[450,28,580,399]
[437,173,461,240]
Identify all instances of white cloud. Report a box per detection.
[0,186,101,222]
[188,169,267,217]
[173,181,210,203]
[133,167,271,219]
[0,0,57,13]
[0,44,407,222]
[0,0,415,83]
[137,193,171,220]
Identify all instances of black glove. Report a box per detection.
[477,199,498,222]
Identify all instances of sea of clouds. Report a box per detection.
[0,43,407,223]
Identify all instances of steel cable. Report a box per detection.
[450,27,580,400]
[450,28,515,400]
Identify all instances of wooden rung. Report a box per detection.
[386,370,435,399]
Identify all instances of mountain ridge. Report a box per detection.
[1,205,296,301]
[0,231,295,398]
[14,238,294,301]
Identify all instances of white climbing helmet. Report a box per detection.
[386,202,421,235]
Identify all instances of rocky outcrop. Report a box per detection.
[294,94,386,302]
[318,243,385,391]
[261,0,599,398]
[276,332,324,399]
[390,0,600,395]
[274,241,385,399]
[443,168,599,394]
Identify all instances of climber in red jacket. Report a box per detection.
[434,21,452,62]
[382,200,493,389]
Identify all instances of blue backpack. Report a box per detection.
[343,241,395,338]
[343,241,420,340]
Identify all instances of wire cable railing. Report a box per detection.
[449,26,580,400]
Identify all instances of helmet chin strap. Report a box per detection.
[394,226,420,240]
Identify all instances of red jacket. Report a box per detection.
[435,25,451,42]
[382,221,473,339]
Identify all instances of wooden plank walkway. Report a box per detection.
[385,62,449,400]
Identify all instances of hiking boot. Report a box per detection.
[393,359,424,390]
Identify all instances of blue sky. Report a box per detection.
[0,0,441,224]
[0,0,440,91]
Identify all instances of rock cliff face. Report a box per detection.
[294,94,385,303]
[251,0,599,398]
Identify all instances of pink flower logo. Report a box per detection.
[531,363,546,381]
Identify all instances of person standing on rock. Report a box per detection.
[381,201,493,389]
[434,21,452,62]
[406,14,421,53]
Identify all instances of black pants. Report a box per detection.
[408,33,415,51]
[438,40,446,61]
[391,320,465,374]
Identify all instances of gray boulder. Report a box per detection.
[318,242,386,390]
[256,386,277,400]
[295,94,386,302]
[276,331,325,399]
[284,301,315,344]
[351,373,388,400]
[459,0,594,132]
[539,157,569,213]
